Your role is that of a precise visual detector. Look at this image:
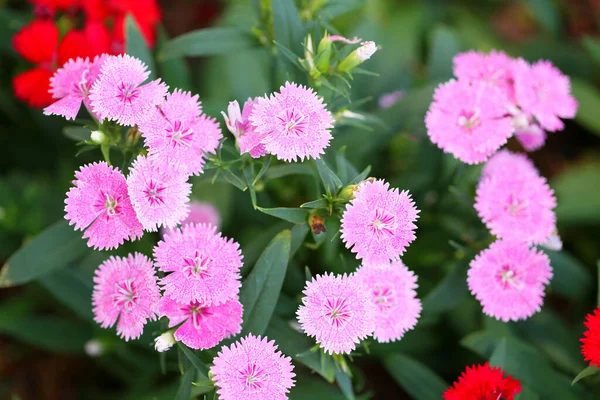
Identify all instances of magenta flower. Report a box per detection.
[92,253,161,340]
[154,223,243,305]
[468,240,552,322]
[425,80,513,164]
[249,82,334,162]
[139,89,221,176]
[297,273,375,355]
[354,261,422,343]
[160,201,221,238]
[127,155,191,232]
[222,98,266,158]
[65,161,143,250]
[341,179,419,265]
[89,54,168,126]
[211,334,295,400]
[158,296,242,350]
[514,59,577,132]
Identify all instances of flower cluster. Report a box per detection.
[12,0,160,108]
[426,50,577,164]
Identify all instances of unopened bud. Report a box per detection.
[221,100,243,138]
[337,41,377,73]
[154,331,176,352]
[90,130,106,144]
[85,339,105,357]
[541,230,563,251]
[337,184,358,202]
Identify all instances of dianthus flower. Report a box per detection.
[354,261,421,343]
[249,82,334,162]
[341,179,419,265]
[426,80,513,164]
[211,334,295,400]
[453,50,516,103]
[44,55,107,120]
[475,156,556,245]
[581,307,600,367]
[127,155,191,231]
[154,223,243,305]
[467,240,552,322]
[92,253,161,341]
[443,362,522,400]
[515,124,547,152]
[139,89,221,175]
[65,161,143,250]
[513,59,577,132]
[480,149,539,181]
[160,201,221,238]
[158,296,242,350]
[222,98,266,158]
[89,54,168,126]
[297,273,376,354]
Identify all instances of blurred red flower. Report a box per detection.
[581,307,600,367]
[443,362,522,400]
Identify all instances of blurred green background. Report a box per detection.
[1,0,600,399]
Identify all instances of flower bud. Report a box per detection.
[154,331,176,352]
[541,230,563,251]
[316,33,333,73]
[84,339,105,357]
[221,100,243,138]
[337,184,358,203]
[90,130,107,144]
[337,41,377,73]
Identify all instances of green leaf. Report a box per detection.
[290,223,309,258]
[159,28,257,60]
[40,266,94,321]
[571,78,600,137]
[220,168,248,191]
[316,158,343,195]
[572,365,600,385]
[240,230,291,335]
[257,207,308,224]
[335,367,355,400]
[174,367,195,400]
[156,27,192,90]
[266,164,317,179]
[177,343,209,381]
[0,220,88,287]
[272,0,304,56]
[63,126,91,142]
[335,148,359,186]
[316,0,366,20]
[300,198,329,209]
[0,8,25,53]
[582,36,600,65]
[422,263,468,316]
[552,161,600,224]
[545,249,592,302]
[125,15,155,79]
[349,165,371,185]
[383,353,447,400]
[523,0,560,33]
[254,156,272,185]
[427,26,461,81]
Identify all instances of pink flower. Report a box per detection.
[65,161,143,250]
[297,273,376,354]
[89,54,168,126]
[354,261,422,343]
[468,240,552,322]
[139,89,221,176]
[475,153,556,245]
[222,98,266,158]
[453,50,516,103]
[425,80,513,164]
[514,59,577,132]
[160,201,220,238]
[378,90,405,109]
[127,155,191,231]
[158,296,242,350]
[92,253,161,340]
[154,223,243,305]
[249,82,334,162]
[515,124,547,152]
[341,179,419,265]
[481,149,539,181]
[44,57,93,120]
[211,334,295,400]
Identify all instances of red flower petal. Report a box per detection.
[581,307,600,367]
[12,19,58,64]
[13,68,54,108]
[108,0,161,25]
[112,14,157,49]
[443,362,522,400]
[84,21,113,56]
[81,0,112,21]
[30,0,78,11]
[57,30,89,66]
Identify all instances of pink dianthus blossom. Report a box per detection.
[222,98,266,158]
[127,155,191,231]
[341,179,419,265]
[249,82,334,162]
[89,54,168,126]
[154,223,243,305]
[468,240,552,322]
[354,261,422,343]
[158,296,242,350]
[480,149,539,181]
[515,124,547,152]
[160,201,220,238]
[140,89,221,175]
[65,161,143,250]
[297,273,376,354]
[211,334,295,400]
[425,80,513,164]
[513,59,577,132]
[92,253,161,340]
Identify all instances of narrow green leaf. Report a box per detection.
[335,148,359,186]
[572,365,600,385]
[422,263,468,316]
[125,15,155,79]
[253,156,272,185]
[571,78,600,137]
[383,353,447,400]
[335,367,355,400]
[157,27,192,90]
[174,367,195,400]
[272,0,304,55]
[0,220,88,287]
[177,343,209,381]
[220,168,247,191]
[317,0,365,20]
[316,158,343,195]
[552,161,600,224]
[545,249,592,302]
[349,165,371,185]
[427,26,461,81]
[160,28,257,60]
[243,165,257,208]
[40,266,94,321]
[290,223,309,258]
[257,207,308,224]
[266,164,317,179]
[63,126,91,142]
[582,36,600,65]
[300,198,329,209]
[240,230,291,335]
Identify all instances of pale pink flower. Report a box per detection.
[160,201,220,238]
[480,149,539,181]
[425,80,513,164]
[356,41,377,61]
[44,57,89,120]
[249,82,334,162]
[378,90,405,109]
[127,155,191,232]
[158,296,242,350]
[65,161,143,250]
[468,240,552,322]
[354,261,422,343]
[297,273,376,355]
[514,59,578,132]
[341,179,419,265]
[154,223,243,305]
[92,253,161,340]
[211,334,295,400]
[222,98,266,158]
[453,50,516,102]
[140,89,221,176]
[89,54,168,126]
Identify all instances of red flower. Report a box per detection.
[581,307,600,367]
[443,362,522,400]
[30,0,78,12]
[108,0,161,48]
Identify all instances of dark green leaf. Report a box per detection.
[349,166,372,185]
[157,27,192,90]
[177,343,209,380]
[301,198,329,209]
[383,353,447,400]
[220,168,247,191]
[240,230,291,335]
[0,8,25,53]
[126,15,155,79]
[174,367,195,400]
[552,161,600,224]
[545,249,592,302]
[63,126,91,142]
[160,28,257,60]
[582,36,600,65]
[257,207,308,224]
[317,0,365,20]
[266,164,317,179]
[290,223,309,258]
[272,0,304,55]
[335,367,355,400]
[316,158,343,195]
[40,266,94,321]
[422,263,468,316]
[572,365,600,385]
[571,78,600,137]
[427,26,461,81]
[254,156,272,185]
[0,220,88,287]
